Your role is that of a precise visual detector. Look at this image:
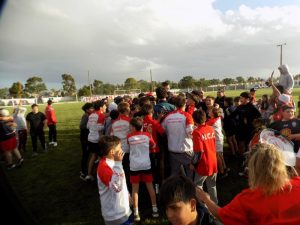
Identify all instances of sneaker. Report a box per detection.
[53,142,58,147]
[152,207,159,218]
[85,175,95,181]
[94,158,100,164]
[7,164,16,170]
[16,158,24,167]
[80,174,87,181]
[49,142,54,145]
[134,213,140,222]
[152,211,159,218]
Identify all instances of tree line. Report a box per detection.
[1,73,300,99]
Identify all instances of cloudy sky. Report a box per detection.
[0,0,300,89]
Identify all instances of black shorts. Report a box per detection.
[88,141,100,155]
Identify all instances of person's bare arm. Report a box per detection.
[196,187,221,220]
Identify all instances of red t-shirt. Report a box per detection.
[143,115,165,153]
[219,176,300,225]
[192,124,217,176]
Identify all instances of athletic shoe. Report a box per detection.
[16,158,24,167]
[49,142,54,145]
[80,174,87,181]
[85,175,95,182]
[53,142,58,147]
[7,164,16,170]
[152,211,159,218]
[134,213,140,222]
[152,207,159,218]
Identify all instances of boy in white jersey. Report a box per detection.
[97,135,133,225]
[127,117,159,222]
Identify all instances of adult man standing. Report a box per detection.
[26,104,47,156]
[45,99,57,147]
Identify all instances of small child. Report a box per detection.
[191,109,218,204]
[160,175,218,225]
[141,103,165,193]
[0,108,24,169]
[207,107,228,179]
[127,117,159,221]
[97,135,133,225]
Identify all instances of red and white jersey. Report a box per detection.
[206,117,224,152]
[143,115,165,153]
[192,124,217,176]
[97,157,131,224]
[162,109,194,153]
[127,131,155,171]
[87,110,105,143]
[111,115,130,153]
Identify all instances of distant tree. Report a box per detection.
[196,78,210,88]
[102,83,116,95]
[62,74,77,96]
[138,80,151,92]
[9,82,24,98]
[0,88,9,99]
[222,78,235,85]
[178,76,195,89]
[124,77,137,89]
[247,76,256,82]
[25,76,47,96]
[50,88,61,97]
[294,74,300,80]
[236,76,245,83]
[93,79,103,94]
[78,85,90,97]
[208,79,221,86]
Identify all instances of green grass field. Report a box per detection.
[2,88,299,225]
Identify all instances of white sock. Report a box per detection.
[134,208,139,215]
[152,205,158,212]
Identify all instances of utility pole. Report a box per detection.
[150,69,153,93]
[88,70,92,97]
[277,43,286,65]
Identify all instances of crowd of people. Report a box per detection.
[0,99,58,168]
[77,64,300,225]
[1,64,300,225]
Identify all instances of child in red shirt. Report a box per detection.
[141,103,165,193]
[191,109,218,204]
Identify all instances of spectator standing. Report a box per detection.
[278,64,294,94]
[86,100,106,181]
[127,117,159,221]
[0,109,24,169]
[79,103,94,180]
[141,103,165,193]
[207,107,228,178]
[26,104,47,156]
[13,101,27,152]
[215,89,226,109]
[97,136,133,225]
[197,143,300,225]
[45,99,57,147]
[191,109,218,204]
[162,95,194,178]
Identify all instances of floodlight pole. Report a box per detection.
[277,43,286,66]
[88,70,92,97]
[150,69,153,92]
